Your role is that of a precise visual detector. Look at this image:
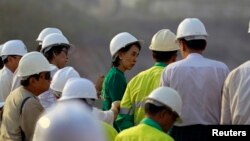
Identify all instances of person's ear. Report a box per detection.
[118,52,124,60]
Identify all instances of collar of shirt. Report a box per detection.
[140,117,164,132]
[186,53,204,60]
[113,67,124,74]
[154,62,167,67]
[2,66,13,74]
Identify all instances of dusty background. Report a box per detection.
[1,0,250,82]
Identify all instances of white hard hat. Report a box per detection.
[149,29,179,51]
[41,33,70,54]
[0,101,4,108]
[0,44,3,56]
[59,78,98,101]
[17,52,54,77]
[176,18,208,40]
[50,66,80,92]
[36,27,63,42]
[110,32,141,57]
[33,101,104,141]
[146,87,182,118]
[1,40,27,57]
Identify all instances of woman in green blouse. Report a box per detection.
[102,32,141,111]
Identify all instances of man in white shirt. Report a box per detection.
[161,18,229,141]
[220,21,250,124]
[0,40,27,101]
[38,33,71,110]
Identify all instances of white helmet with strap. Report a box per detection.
[110,32,141,58]
[149,29,179,51]
[36,27,63,42]
[176,18,208,41]
[41,33,70,54]
[17,52,54,78]
[59,78,98,101]
[146,87,182,118]
[50,66,80,92]
[33,101,104,141]
[1,40,27,60]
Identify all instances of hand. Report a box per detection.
[95,75,105,98]
[111,101,121,120]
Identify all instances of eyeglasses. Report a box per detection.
[39,71,51,80]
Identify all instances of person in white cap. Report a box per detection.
[116,29,179,131]
[0,52,53,141]
[32,101,105,141]
[0,40,27,101]
[58,77,120,125]
[38,33,71,110]
[102,32,142,113]
[50,66,80,99]
[36,27,63,51]
[59,78,119,140]
[115,87,182,141]
[11,28,63,92]
[160,18,229,141]
[220,21,250,125]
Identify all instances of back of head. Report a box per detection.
[59,77,98,101]
[41,33,70,54]
[176,18,208,41]
[50,66,80,92]
[17,51,53,78]
[149,29,179,52]
[1,40,27,58]
[146,87,182,119]
[33,101,104,141]
[36,27,63,42]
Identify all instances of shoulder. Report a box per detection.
[204,58,229,69]
[227,61,250,79]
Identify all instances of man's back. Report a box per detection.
[0,87,43,141]
[115,121,173,141]
[161,53,229,126]
[221,60,250,124]
[117,63,165,131]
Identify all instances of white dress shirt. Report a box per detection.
[92,107,114,125]
[0,66,13,101]
[161,53,229,126]
[221,61,250,124]
[38,64,58,110]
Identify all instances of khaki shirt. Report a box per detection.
[0,86,44,141]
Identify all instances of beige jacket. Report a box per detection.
[0,86,44,141]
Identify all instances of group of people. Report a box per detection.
[0,17,249,141]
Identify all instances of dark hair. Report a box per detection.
[144,102,167,116]
[20,74,40,87]
[43,45,69,62]
[152,50,177,62]
[3,55,20,64]
[112,42,141,67]
[145,102,178,119]
[0,57,3,69]
[36,44,42,51]
[180,39,206,51]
